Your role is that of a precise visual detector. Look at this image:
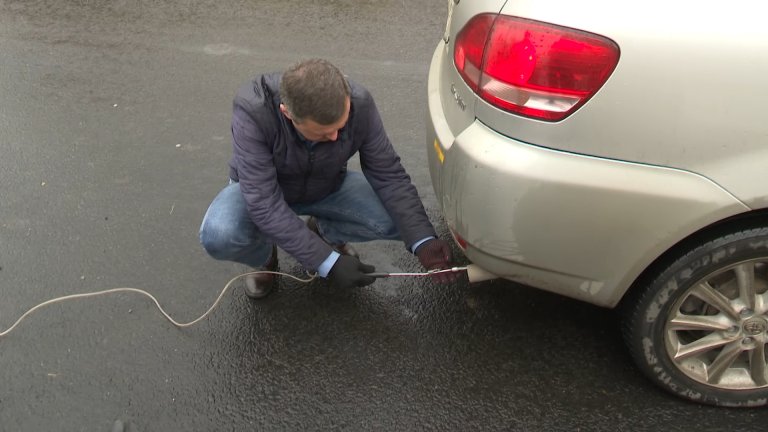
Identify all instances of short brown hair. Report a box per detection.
[279,59,351,125]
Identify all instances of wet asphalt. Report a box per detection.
[1,1,768,431]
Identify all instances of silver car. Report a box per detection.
[427,0,768,406]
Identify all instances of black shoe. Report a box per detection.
[306,216,359,258]
[244,245,278,299]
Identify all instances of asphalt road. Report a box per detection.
[1,1,767,431]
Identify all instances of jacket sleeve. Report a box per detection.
[356,92,437,249]
[231,99,334,270]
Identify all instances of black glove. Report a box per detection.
[328,255,377,289]
[415,238,458,283]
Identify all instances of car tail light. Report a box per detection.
[453,14,619,121]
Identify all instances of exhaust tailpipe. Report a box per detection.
[465,264,499,283]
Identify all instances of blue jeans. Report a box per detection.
[199,171,401,268]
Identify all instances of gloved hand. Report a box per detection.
[415,238,458,283]
[328,255,377,289]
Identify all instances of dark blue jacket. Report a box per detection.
[228,73,436,270]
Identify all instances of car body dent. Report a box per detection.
[436,120,749,307]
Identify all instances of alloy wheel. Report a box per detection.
[665,259,768,389]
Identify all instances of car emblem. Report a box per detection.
[743,318,767,335]
[450,83,467,111]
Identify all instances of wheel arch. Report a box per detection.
[618,208,768,311]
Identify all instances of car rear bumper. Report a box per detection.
[426,46,749,308]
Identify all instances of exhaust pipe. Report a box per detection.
[465,264,499,283]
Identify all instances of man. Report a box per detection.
[199,58,456,299]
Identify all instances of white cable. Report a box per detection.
[0,267,467,338]
[0,270,317,338]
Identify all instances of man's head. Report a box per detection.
[279,59,351,142]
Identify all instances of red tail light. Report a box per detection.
[453,14,619,121]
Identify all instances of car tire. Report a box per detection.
[622,226,768,407]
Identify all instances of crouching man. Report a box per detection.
[199,59,456,298]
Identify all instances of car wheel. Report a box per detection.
[622,226,768,407]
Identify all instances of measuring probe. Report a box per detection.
[364,266,469,278]
[366,264,498,283]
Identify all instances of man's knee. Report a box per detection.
[375,219,400,240]
[199,220,237,260]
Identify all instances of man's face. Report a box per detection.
[280,98,350,143]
